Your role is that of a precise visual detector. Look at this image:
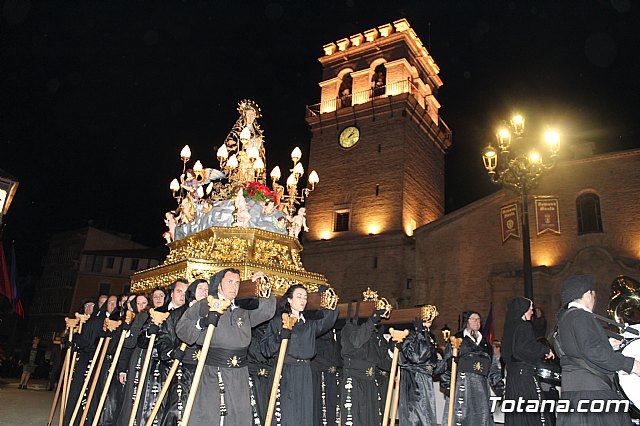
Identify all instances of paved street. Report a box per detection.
[0,379,58,425]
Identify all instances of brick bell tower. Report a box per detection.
[301,19,452,305]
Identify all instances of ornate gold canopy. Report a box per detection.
[131,226,328,296]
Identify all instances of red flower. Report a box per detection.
[243,181,275,202]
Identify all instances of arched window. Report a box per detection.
[576,193,603,234]
[371,64,386,98]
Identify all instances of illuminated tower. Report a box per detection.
[302,19,452,304]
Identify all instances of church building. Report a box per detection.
[301,19,640,339]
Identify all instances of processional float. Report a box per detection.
[52,100,440,425]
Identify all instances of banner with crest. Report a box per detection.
[535,198,561,235]
[500,202,520,243]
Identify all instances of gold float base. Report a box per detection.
[131,227,328,296]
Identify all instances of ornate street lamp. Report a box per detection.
[481,114,560,300]
[0,168,19,229]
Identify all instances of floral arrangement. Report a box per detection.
[243,181,275,203]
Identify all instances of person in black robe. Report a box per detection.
[502,297,554,426]
[376,326,393,409]
[128,279,189,426]
[155,278,208,426]
[311,328,342,426]
[441,310,504,426]
[79,294,122,425]
[554,275,640,426]
[99,298,133,426]
[64,298,105,426]
[260,284,339,426]
[48,335,63,391]
[176,268,276,425]
[398,317,446,426]
[339,303,389,426]
[116,294,150,426]
[249,321,274,424]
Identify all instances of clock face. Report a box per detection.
[339,126,360,149]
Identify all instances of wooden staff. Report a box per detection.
[382,328,409,426]
[48,319,76,426]
[79,318,121,426]
[128,309,170,426]
[447,337,463,426]
[68,336,105,426]
[265,313,299,426]
[47,353,67,426]
[92,311,135,426]
[145,342,187,426]
[180,296,231,426]
[390,368,401,425]
[61,313,90,422]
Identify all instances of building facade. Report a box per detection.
[299,20,640,338]
[413,148,640,338]
[30,227,164,341]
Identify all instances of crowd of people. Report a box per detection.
[10,273,640,425]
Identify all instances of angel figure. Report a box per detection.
[289,207,309,238]
[262,199,277,216]
[233,188,252,228]
[181,169,199,198]
[163,211,178,242]
[178,169,199,224]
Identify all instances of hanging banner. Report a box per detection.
[500,202,520,243]
[535,198,561,235]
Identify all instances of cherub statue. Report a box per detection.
[274,216,288,232]
[272,183,286,211]
[289,207,309,238]
[233,188,252,228]
[163,211,178,242]
[262,199,276,216]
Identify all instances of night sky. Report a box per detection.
[2,0,639,278]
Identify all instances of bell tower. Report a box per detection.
[302,19,452,304]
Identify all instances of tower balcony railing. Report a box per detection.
[306,79,426,117]
[306,78,452,147]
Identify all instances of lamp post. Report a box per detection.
[481,114,560,300]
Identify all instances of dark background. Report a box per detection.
[2,0,639,280]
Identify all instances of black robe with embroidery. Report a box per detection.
[116,311,149,426]
[339,319,389,426]
[441,331,504,426]
[64,314,103,426]
[311,329,342,426]
[555,307,634,426]
[132,314,170,426]
[154,303,200,426]
[248,322,273,425]
[98,324,129,426]
[176,295,276,425]
[260,307,339,426]
[398,329,445,426]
